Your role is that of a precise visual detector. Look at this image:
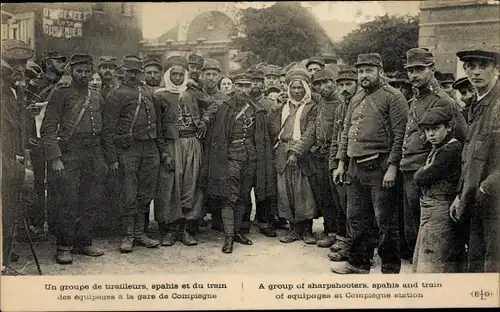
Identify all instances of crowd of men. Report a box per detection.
[1,37,499,275]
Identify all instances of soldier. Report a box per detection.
[399,48,467,264]
[98,56,118,100]
[187,54,204,89]
[452,76,476,117]
[1,39,35,267]
[154,56,218,246]
[451,44,500,273]
[143,56,164,90]
[41,54,107,264]
[199,73,276,253]
[388,72,413,101]
[268,68,318,244]
[264,65,281,89]
[102,55,160,253]
[242,68,278,237]
[306,56,325,78]
[279,69,287,90]
[310,68,344,247]
[436,72,457,100]
[332,53,408,274]
[328,66,358,261]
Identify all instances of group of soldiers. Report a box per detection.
[1,37,499,274]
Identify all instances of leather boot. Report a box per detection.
[280,222,301,243]
[222,236,234,254]
[120,216,135,253]
[234,233,253,245]
[302,220,316,244]
[181,219,198,246]
[134,213,159,248]
[160,222,178,246]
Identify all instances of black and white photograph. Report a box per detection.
[1,1,499,310]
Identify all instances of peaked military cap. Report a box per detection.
[405,48,435,68]
[418,106,453,127]
[69,53,93,66]
[264,65,281,77]
[456,43,500,63]
[436,72,455,84]
[336,67,358,82]
[99,56,118,68]
[355,53,383,68]
[121,55,142,71]
[188,54,204,66]
[306,56,325,68]
[43,50,67,62]
[165,55,188,70]
[1,39,34,61]
[452,77,472,90]
[286,67,310,84]
[248,68,265,80]
[233,73,252,84]
[143,56,163,71]
[201,58,221,72]
[312,68,335,82]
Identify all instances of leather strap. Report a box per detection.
[129,87,143,134]
[68,88,91,137]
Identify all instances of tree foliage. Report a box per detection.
[235,2,334,67]
[338,14,419,73]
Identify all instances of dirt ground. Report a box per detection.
[7,216,412,276]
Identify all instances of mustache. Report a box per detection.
[341,91,352,96]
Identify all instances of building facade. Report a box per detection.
[1,3,142,63]
[419,0,500,78]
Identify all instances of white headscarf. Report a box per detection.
[155,66,189,94]
[279,79,312,141]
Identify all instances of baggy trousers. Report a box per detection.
[120,140,160,217]
[332,183,349,240]
[221,159,256,236]
[311,153,337,234]
[52,142,107,250]
[402,171,421,258]
[346,157,401,272]
[28,143,46,229]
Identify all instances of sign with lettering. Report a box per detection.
[42,8,90,39]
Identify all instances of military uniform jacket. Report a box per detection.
[400,78,467,172]
[1,79,27,187]
[314,91,343,156]
[102,84,158,163]
[41,84,104,161]
[336,81,409,165]
[459,80,500,216]
[329,97,350,171]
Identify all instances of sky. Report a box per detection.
[141,1,421,41]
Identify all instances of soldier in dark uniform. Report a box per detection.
[41,54,107,264]
[436,72,457,100]
[241,68,277,237]
[199,73,276,253]
[309,68,343,247]
[1,39,35,268]
[328,66,358,261]
[264,65,281,90]
[388,72,413,101]
[399,48,467,264]
[98,56,119,100]
[332,53,408,274]
[451,44,500,272]
[452,76,475,118]
[187,54,204,90]
[102,55,160,253]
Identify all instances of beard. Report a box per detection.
[250,87,262,98]
[146,77,161,87]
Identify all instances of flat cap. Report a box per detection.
[312,68,335,82]
[99,56,118,68]
[165,55,188,71]
[233,73,252,84]
[201,58,221,72]
[355,53,383,68]
[121,55,142,71]
[1,39,34,61]
[69,53,93,66]
[388,72,410,85]
[26,60,44,79]
[286,67,310,84]
[248,68,265,80]
[405,48,435,68]
[452,77,472,90]
[306,56,325,68]
[265,85,283,96]
[264,65,281,77]
[418,106,453,127]
[436,72,455,84]
[456,43,500,63]
[43,50,67,62]
[188,54,204,66]
[336,67,358,82]
[143,56,163,71]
